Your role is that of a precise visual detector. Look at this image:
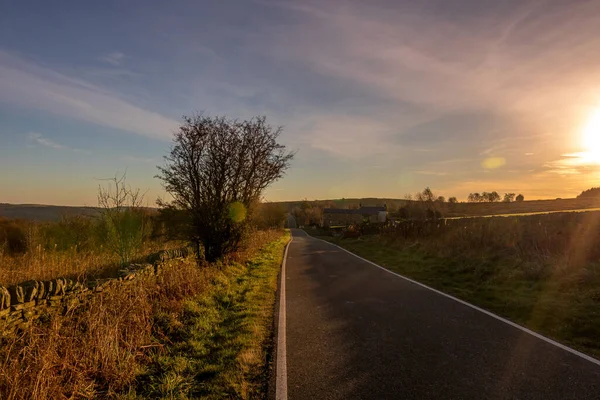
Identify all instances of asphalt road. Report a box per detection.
[281,229,600,400]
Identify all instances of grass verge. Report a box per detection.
[130,230,290,399]
[313,233,600,360]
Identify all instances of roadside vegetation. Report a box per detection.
[134,231,288,399]
[312,210,600,358]
[0,230,288,399]
[0,113,293,399]
[0,213,178,287]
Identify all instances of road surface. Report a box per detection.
[277,229,600,399]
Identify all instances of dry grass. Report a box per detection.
[384,210,600,266]
[0,229,287,399]
[0,241,182,287]
[0,277,155,399]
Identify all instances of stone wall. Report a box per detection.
[0,247,190,335]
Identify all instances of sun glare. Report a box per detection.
[582,108,600,163]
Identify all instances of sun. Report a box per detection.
[582,108,600,162]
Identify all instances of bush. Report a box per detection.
[253,202,287,229]
[39,215,96,251]
[0,218,27,255]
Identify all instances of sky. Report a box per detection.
[2,0,600,206]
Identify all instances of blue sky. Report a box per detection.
[2,0,600,206]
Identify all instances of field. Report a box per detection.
[440,197,600,217]
[311,210,600,358]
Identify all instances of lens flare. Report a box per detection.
[481,157,506,169]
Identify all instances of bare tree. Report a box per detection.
[156,115,294,262]
[417,187,436,202]
[97,173,148,266]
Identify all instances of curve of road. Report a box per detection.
[275,229,600,400]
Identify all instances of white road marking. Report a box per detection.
[311,235,600,367]
[276,237,292,400]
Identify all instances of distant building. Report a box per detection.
[322,204,387,227]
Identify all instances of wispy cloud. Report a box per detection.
[122,155,156,164]
[250,0,600,201]
[301,114,397,158]
[261,0,600,160]
[28,132,89,154]
[267,0,600,115]
[100,52,125,66]
[0,50,179,139]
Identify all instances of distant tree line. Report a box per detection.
[467,192,524,203]
[403,187,525,204]
[577,187,600,199]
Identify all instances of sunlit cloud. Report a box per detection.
[544,152,600,176]
[266,0,600,116]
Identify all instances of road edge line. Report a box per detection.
[312,235,600,367]
[276,236,292,400]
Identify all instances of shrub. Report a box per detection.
[0,218,27,255]
[39,215,96,251]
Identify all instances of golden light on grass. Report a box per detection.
[481,157,506,169]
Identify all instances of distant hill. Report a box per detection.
[6,195,600,222]
[272,197,600,218]
[273,198,408,212]
[0,204,100,221]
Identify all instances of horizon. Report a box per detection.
[3,1,600,206]
[0,193,588,209]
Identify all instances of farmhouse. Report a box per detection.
[322,204,387,227]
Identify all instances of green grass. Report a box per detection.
[314,234,600,359]
[128,232,289,400]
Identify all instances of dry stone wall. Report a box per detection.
[0,247,189,335]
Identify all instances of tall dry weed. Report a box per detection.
[0,278,154,399]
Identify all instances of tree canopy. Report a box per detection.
[157,114,294,262]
